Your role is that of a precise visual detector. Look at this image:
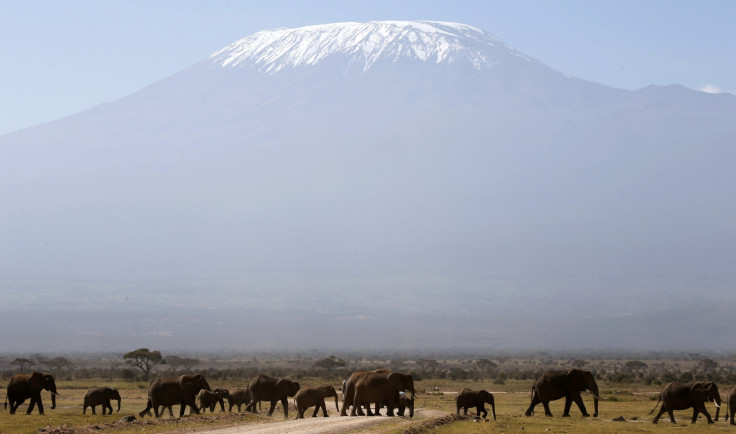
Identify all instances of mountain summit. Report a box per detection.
[1,22,735,352]
[208,21,531,73]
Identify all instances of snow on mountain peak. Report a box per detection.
[208,21,529,73]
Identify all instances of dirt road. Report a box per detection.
[200,408,447,434]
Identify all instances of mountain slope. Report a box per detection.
[1,21,735,352]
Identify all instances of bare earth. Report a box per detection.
[200,409,446,434]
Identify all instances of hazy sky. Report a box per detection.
[1,0,734,136]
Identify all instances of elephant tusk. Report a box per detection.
[714,402,721,408]
[50,391,61,397]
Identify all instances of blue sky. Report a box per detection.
[1,0,734,136]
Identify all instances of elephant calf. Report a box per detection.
[456,388,496,420]
[197,388,229,412]
[227,388,251,412]
[83,387,121,415]
[294,385,339,419]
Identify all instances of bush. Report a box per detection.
[493,377,506,385]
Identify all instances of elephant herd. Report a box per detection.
[6,368,736,426]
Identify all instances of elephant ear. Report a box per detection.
[29,372,43,388]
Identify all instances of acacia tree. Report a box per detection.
[312,355,347,371]
[165,355,200,373]
[123,348,164,380]
[12,358,36,373]
[624,360,648,374]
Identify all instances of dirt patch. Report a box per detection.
[400,414,471,433]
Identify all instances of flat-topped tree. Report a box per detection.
[124,348,164,380]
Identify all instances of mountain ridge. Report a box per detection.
[1,21,735,352]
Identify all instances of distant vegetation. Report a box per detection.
[2,350,736,386]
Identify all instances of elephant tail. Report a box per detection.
[648,394,662,415]
[3,395,7,410]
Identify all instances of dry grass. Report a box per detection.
[1,378,733,433]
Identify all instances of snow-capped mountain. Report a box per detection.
[1,22,735,352]
[208,21,531,72]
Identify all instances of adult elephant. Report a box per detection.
[351,370,414,417]
[456,388,496,420]
[227,388,251,412]
[294,385,339,419]
[726,384,736,425]
[5,372,59,415]
[244,375,300,418]
[525,369,600,417]
[650,381,720,424]
[83,387,121,415]
[138,374,211,418]
[340,369,390,416]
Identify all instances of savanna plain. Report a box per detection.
[1,352,734,433]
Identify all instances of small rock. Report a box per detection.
[120,415,136,422]
[631,416,638,421]
[612,416,626,421]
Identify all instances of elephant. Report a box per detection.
[4,372,59,415]
[726,384,736,425]
[525,369,600,418]
[350,370,415,417]
[227,388,251,412]
[244,375,300,418]
[340,369,391,416]
[294,385,339,419]
[456,388,496,420]
[396,391,414,417]
[138,374,211,418]
[650,381,721,424]
[197,388,229,412]
[83,387,121,415]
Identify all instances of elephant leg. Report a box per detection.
[478,405,487,419]
[311,404,319,417]
[542,401,553,417]
[696,405,713,424]
[651,403,668,424]
[322,401,329,417]
[525,394,540,416]
[571,393,589,417]
[266,399,276,416]
[93,405,98,415]
[281,397,289,418]
[562,396,572,417]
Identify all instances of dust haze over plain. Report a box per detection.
[1,21,735,353]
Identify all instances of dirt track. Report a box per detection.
[200,408,446,434]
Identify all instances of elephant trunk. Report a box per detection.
[592,388,599,418]
[714,393,722,421]
[51,391,57,410]
[334,395,340,413]
[410,392,415,418]
[117,397,121,412]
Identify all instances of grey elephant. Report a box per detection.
[650,381,721,424]
[197,388,229,412]
[4,372,59,415]
[83,387,121,415]
[227,388,251,412]
[340,369,391,416]
[138,374,211,418]
[456,388,496,420]
[294,385,339,419]
[350,370,415,417]
[245,375,300,418]
[525,369,600,417]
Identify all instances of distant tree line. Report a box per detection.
[3,352,736,386]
